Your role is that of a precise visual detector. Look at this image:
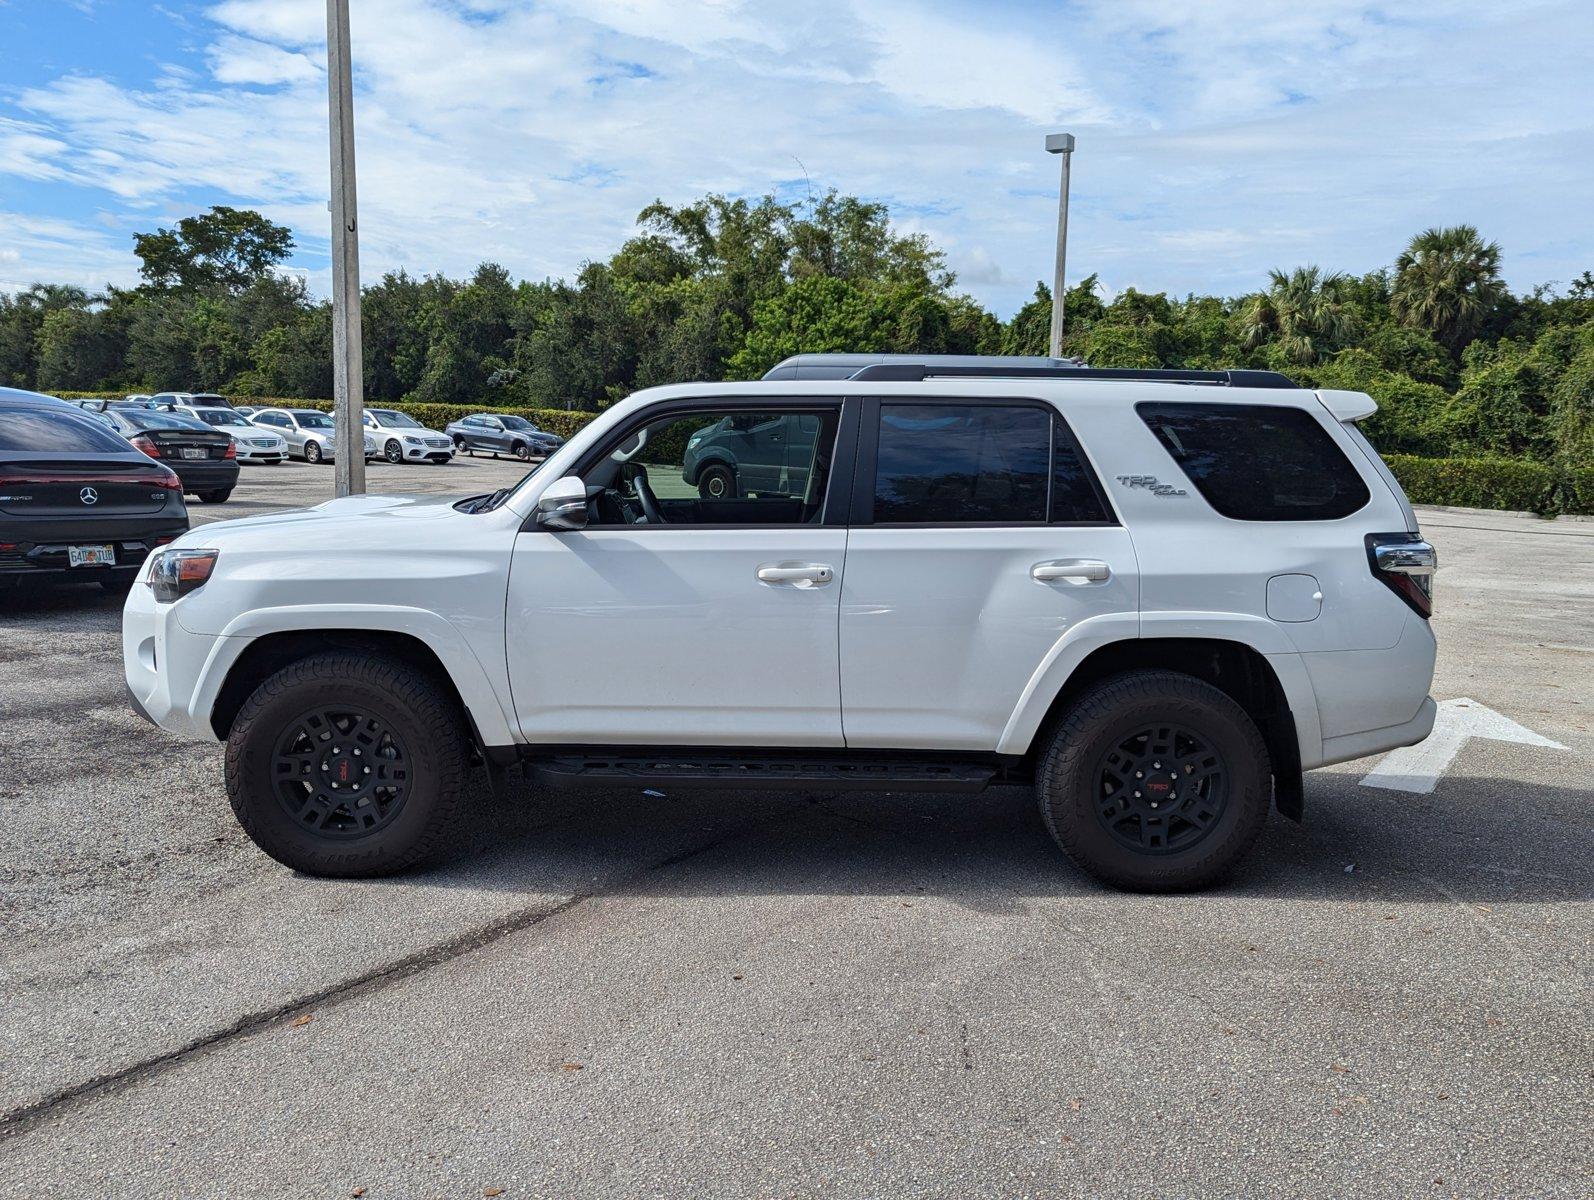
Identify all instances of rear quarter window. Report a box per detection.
[1137,402,1370,521]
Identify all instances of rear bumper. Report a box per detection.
[1318,696,1437,768]
[0,516,188,581]
[168,461,240,492]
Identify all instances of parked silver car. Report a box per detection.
[363,408,455,464]
[248,407,377,464]
[187,406,288,464]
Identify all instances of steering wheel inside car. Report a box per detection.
[622,462,665,524]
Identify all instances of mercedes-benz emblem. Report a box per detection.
[79,486,99,505]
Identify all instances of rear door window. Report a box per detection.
[869,402,1111,525]
[1137,402,1370,521]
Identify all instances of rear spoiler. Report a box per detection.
[1316,389,1377,422]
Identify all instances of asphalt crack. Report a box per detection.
[0,821,759,1139]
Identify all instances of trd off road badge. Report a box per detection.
[1116,474,1187,497]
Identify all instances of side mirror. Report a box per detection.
[535,474,588,531]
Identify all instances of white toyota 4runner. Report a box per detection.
[123,356,1438,891]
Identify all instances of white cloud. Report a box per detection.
[207,35,321,86]
[0,0,1589,313]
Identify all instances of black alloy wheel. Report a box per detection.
[1092,723,1228,854]
[271,705,412,838]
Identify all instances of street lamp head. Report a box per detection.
[1045,132,1076,154]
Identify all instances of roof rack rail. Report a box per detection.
[846,364,1301,389]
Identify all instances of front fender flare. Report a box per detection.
[193,604,518,747]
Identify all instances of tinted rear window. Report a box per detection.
[0,408,138,454]
[1137,402,1370,521]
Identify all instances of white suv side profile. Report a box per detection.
[123,358,1437,891]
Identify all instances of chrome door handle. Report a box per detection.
[756,563,834,586]
[1032,559,1110,583]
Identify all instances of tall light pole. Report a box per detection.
[327,0,364,496]
[1045,132,1075,359]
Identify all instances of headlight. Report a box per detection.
[146,548,219,602]
[404,436,422,445]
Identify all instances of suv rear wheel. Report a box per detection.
[1036,670,1270,891]
[224,653,470,877]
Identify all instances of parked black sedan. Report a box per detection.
[444,413,564,460]
[99,408,240,503]
[0,388,189,592]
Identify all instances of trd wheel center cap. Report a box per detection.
[319,750,368,792]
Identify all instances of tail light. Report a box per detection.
[146,548,219,602]
[223,441,237,459]
[131,434,161,458]
[1366,533,1437,618]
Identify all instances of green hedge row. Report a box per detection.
[1385,454,1592,516]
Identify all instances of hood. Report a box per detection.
[172,492,467,546]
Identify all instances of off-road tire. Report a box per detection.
[1036,670,1270,892]
[225,653,471,877]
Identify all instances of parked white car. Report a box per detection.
[187,406,288,464]
[363,408,455,464]
[124,356,1437,891]
[246,407,377,464]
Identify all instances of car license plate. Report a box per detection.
[68,545,115,567]
[180,447,208,459]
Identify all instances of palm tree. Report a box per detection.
[1391,225,1506,355]
[1240,266,1356,365]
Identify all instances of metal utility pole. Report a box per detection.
[327,0,364,496]
[1045,132,1075,359]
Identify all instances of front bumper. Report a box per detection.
[122,581,228,740]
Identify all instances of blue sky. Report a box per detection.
[2,0,1591,316]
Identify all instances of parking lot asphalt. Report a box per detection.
[0,460,1589,1198]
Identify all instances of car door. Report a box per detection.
[506,398,854,746]
[838,397,1138,751]
[479,417,506,453]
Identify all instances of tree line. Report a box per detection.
[1,197,1589,471]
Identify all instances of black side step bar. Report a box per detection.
[526,753,998,794]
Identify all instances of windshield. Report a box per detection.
[373,410,423,429]
[291,412,334,429]
[192,409,242,427]
[500,416,534,431]
[470,457,554,513]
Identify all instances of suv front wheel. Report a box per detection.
[1036,670,1270,891]
[224,653,470,877]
